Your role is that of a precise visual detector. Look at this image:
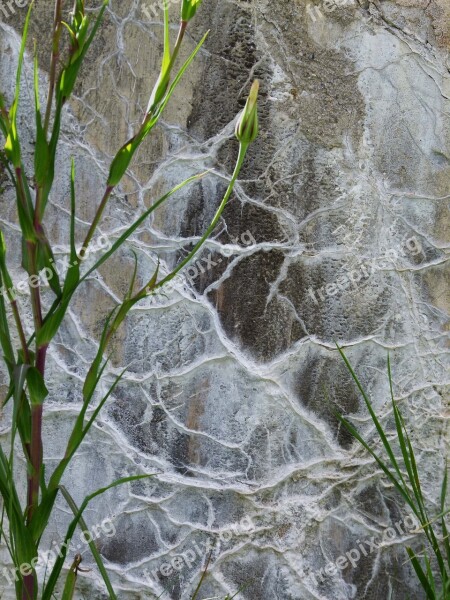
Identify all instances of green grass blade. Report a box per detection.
[4,3,33,168]
[391,399,423,510]
[387,357,447,581]
[0,92,9,137]
[399,417,446,576]
[388,356,428,526]
[33,49,49,188]
[10,365,29,467]
[424,552,437,597]
[61,564,77,600]
[0,444,36,584]
[441,461,450,568]
[48,367,125,495]
[162,0,170,73]
[59,486,116,600]
[42,474,152,600]
[407,547,436,600]
[387,355,417,489]
[335,411,417,513]
[32,356,113,541]
[0,273,15,367]
[191,548,213,600]
[226,581,254,599]
[337,345,407,487]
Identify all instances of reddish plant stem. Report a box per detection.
[23,293,46,600]
[22,5,62,597]
[44,0,63,135]
[171,20,187,69]
[25,241,43,331]
[22,574,34,600]
[29,402,44,517]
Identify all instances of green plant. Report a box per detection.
[0,1,259,598]
[336,346,450,599]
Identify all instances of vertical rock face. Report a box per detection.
[0,0,449,598]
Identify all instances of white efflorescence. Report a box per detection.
[0,0,449,597]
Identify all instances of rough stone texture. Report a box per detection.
[0,0,449,598]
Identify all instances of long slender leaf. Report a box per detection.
[0,272,15,368]
[424,552,437,597]
[42,474,152,600]
[48,367,126,496]
[335,410,417,513]
[108,31,208,187]
[191,548,214,600]
[63,160,80,296]
[59,486,116,600]
[407,548,436,600]
[82,172,206,282]
[61,554,80,600]
[33,50,49,188]
[339,350,449,597]
[387,356,427,524]
[31,356,112,542]
[144,31,209,134]
[4,3,33,168]
[441,461,450,569]
[337,345,407,487]
[36,172,204,349]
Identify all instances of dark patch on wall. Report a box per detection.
[187,1,259,139]
[109,386,192,475]
[179,180,219,239]
[220,550,297,600]
[278,257,394,342]
[260,0,366,149]
[208,249,306,361]
[110,383,250,477]
[293,353,361,448]
[100,512,159,564]
[218,201,287,245]
[354,484,389,521]
[188,249,233,295]
[350,551,418,599]
[178,0,367,366]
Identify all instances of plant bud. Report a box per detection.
[235,80,259,145]
[181,0,203,22]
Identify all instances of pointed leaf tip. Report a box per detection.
[235,80,260,145]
